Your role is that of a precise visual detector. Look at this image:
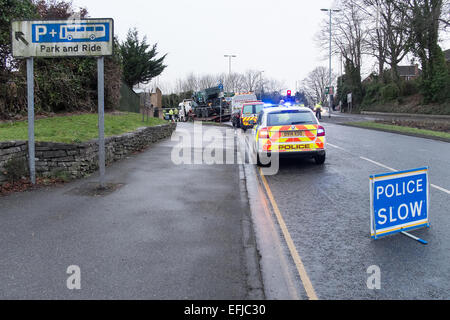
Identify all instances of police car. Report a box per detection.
[250,105,326,166]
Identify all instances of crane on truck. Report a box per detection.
[191,86,232,122]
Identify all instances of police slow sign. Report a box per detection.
[370,167,430,239]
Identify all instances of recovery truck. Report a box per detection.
[191,86,232,122]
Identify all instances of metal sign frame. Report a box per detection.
[370,167,430,240]
[12,18,113,187]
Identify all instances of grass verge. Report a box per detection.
[345,121,450,142]
[0,112,167,143]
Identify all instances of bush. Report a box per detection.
[2,158,28,183]
[400,80,419,97]
[361,82,383,106]
[380,83,400,102]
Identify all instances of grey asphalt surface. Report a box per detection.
[258,122,450,299]
[0,122,262,299]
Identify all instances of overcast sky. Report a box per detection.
[71,0,449,93]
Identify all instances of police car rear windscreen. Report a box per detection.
[267,111,317,126]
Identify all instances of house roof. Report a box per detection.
[444,49,450,62]
[397,65,420,77]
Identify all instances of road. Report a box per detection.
[248,122,450,299]
[0,123,263,299]
[1,119,448,300]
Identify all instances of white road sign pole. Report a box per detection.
[26,57,36,185]
[97,56,105,188]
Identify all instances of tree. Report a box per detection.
[198,74,220,89]
[120,28,167,88]
[0,0,35,73]
[1,0,122,119]
[301,67,337,104]
[393,0,450,102]
[224,72,243,93]
[316,0,368,105]
[362,0,410,82]
[264,78,286,94]
[34,0,87,19]
[241,69,263,92]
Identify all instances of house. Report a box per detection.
[444,49,450,63]
[397,65,421,81]
[362,64,422,83]
[135,87,163,119]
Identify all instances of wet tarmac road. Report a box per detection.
[253,123,450,299]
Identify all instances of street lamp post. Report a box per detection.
[258,70,264,100]
[224,54,237,76]
[224,54,237,94]
[321,8,341,118]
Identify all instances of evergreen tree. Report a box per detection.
[120,28,167,88]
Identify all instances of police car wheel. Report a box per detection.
[314,154,326,165]
[257,152,271,167]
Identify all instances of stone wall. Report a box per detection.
[0,123,176,185]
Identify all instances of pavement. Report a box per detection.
[0,122,263,299]
[252,122,450,299]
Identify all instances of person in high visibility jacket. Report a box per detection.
[168,109,174,122]
[314,102,323,120]
[174,108,179,122]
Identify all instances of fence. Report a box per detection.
[117,81,140,113]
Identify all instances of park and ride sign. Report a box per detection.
[11,19,113,58]
[11,18,113,187]
[370,167,430,239]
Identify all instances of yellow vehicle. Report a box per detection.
[251,106,326,166]
[240,101,264,131]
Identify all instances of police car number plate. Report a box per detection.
[281,131,303,137]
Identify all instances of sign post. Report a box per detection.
[370,167,430,244]
[347,93,352,113]
[12,19,113,187]
[97,56,105,187]
[26,57,35,184]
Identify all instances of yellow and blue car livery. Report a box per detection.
[252,106,326,165]
[256,124,325,153]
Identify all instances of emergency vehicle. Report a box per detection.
[231,93,257,128]
[240,101,264,131]
[251,105,326,166]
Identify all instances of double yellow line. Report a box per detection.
[259,168,318,300]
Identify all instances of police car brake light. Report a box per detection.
[317,126,325,137]
[259,128,269,139]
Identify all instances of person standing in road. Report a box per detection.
[314,102,322,120]
[168,108,174,122]
[174,108,179,122]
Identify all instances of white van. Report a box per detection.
[231,93,258,113]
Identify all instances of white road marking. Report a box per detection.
[431,184,450,195]
[327,143,349,152]
[359,156,450,195]
[327,142,450,195]
[359,156,397,172]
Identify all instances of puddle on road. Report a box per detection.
[67,182,125,197]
